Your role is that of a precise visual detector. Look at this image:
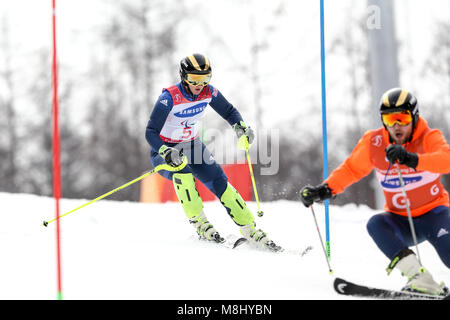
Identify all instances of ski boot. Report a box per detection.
[189,211,224,243]
[387,249,448,296]
[218,183,282,252]
[171,173,224,243]
[240,223,283,252]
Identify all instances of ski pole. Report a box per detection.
[309,204,333,274]
[238,134,264,217]
[397,167,422,265]
[42,157,188,227]
[245,146,264,217]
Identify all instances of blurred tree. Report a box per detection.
[256,4,377,207]
[422,20,450,191]
[247,1,287,131]
[0,18,19,193]
[80,0,181,201]
[0,0,183,201]
[23,50,81,197]
[326,6,376,208]
[255,119,338,202]
[0,43,82,198]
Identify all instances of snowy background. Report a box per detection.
[1,0,450,204]
[1,0,450,303]
[2,191,448,300]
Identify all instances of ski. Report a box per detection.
[231,237,248,249]
[334,277,450,300]
[294,245,314,257]
[195,234,247,250]
[223,234,248,249]
[194,234,313,257]
[272,245,313,256]
[234,239,313,257]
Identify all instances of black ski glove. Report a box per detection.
[385,144,418,169]
[300,183,333,207]
[158,145,184,167]
[233,121,255,144]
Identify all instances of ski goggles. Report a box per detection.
[184,73,211,86]
[381,110,413,127]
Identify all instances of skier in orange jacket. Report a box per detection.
[300,88,450,296]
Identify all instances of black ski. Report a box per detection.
[196,234,247,249]
[196,234,313,257]
[233,239,313,257]
[231,236,248,249]
[334,277,450,300]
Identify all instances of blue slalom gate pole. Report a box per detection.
[319,0,331,259]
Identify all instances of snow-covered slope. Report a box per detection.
[1,192,448,300]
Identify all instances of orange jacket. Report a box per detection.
[325,117,450,217]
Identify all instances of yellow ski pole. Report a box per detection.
[246,148,264,217]
[238,135,264,217]
[42,157,188,227]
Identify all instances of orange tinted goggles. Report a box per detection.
[381,111,413,127]
[185,73,211,86]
